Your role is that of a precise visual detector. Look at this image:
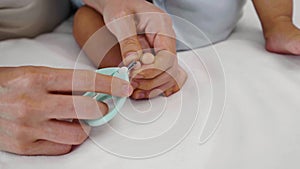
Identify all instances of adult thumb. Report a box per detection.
[105,14,142,65]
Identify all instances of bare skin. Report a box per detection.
[253,0,300,55]
[2,0,298,157]
[73,2,187,100]
[73,6,122,68]
[73,0,300,101]
[0,66,132,155]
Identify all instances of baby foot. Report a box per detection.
[265,23,300,55]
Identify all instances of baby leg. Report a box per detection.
[73,6,122,68]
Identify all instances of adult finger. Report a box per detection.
[146,33,177,54]
[0,134,72,155]
[29,140,72,156]
[0,94,108,123]
[38,120,90,145]
[138,35,152,53]
[43,95,108,120]
[104,13,142,65]
[45,68,133,97]
[139,12,177,53]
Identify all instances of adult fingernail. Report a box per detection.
[122,84,133,96]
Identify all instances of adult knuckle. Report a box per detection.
[72,128,88,145]
[59,145,72,155]
[17,100,32,120]
[20,66,46,87]
[73,134,87,145]
[19,68,35,85]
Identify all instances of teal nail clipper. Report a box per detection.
[83,61,136,127]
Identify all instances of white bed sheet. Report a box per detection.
[1,1,300,169]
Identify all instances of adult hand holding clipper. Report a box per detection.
[0,66,132,155]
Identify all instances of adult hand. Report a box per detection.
[0,66,132,155]
[84,0,187,99]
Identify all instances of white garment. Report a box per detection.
[153,0,246,50]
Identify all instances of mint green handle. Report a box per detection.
[83,67,129,127]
